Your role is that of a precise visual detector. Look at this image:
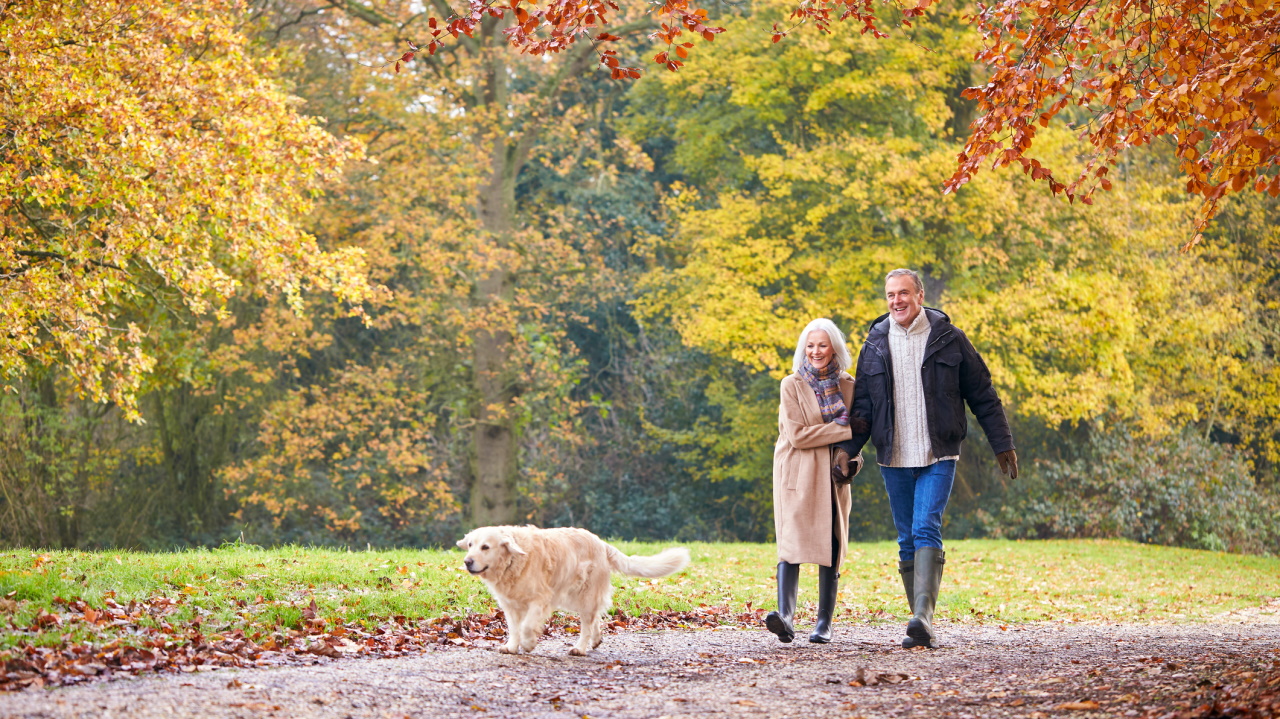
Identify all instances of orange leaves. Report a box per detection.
[402,0,651,77]
[951,0,1280,240]
[398,0,727,79]
[600,48,642,79]
[648,8,723,73]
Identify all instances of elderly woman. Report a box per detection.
[766,318,866,644]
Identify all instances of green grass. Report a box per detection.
[0,539,1276,653]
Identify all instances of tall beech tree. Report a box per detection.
[316,0,658,527]
[0,0,375,419]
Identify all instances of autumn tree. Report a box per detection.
[627,0,1280,535]
[277,0,672,528]
[0,0,375,419]
[950,0,1280,246]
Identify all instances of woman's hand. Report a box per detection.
[831,448,851,484]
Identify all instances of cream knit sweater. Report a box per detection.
[884,310,959,468]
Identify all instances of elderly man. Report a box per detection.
[835,268,1018,649]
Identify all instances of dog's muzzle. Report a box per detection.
[464,558,487,575]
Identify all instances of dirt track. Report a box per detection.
[3,607,1279,719]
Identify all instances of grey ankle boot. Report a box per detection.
[903,547,945,649]
[765,562,799,642]
[808,565,839,643]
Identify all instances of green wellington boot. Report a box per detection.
[765,562,800,642]
[903,547,945,649]
[808,565,840,643]
[898,559,915,614]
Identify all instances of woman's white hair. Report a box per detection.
[791,318,853,373]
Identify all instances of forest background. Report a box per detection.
[3,0,1278,556]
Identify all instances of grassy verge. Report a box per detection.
[1,538,1276,655]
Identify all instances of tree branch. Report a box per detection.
[330,0,395,26]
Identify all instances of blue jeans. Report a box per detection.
[881,460,956,562]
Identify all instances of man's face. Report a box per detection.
[885,275,924,327]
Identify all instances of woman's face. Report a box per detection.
[805,330,834,370]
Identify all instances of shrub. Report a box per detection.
[987,427,1280,555]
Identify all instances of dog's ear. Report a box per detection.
[501,535,527,556]
[455,535,470,550]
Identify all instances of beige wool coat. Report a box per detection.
[773,371,855,568]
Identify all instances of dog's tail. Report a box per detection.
[607,545,690,578]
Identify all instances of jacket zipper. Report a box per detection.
[865,338,894,465]
[872,322,952,464]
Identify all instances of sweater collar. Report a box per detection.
[889,308,931,338]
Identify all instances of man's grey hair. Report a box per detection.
[885,268,925,295]
[791,318,853,373]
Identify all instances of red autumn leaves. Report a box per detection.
[395,0,724,78]
[1,597,765,691]
[949,0,1280,246]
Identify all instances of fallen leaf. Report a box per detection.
[1054,700,1101,710]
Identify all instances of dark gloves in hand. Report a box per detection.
[831,448,851,484]
[847,416,869,436]
[831,448,864,485]
[996,449,1019,480]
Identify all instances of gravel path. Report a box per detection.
[3,615,1279,719]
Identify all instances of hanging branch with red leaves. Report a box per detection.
[946,0,1280,248]
[389,0,947,74]
[388,0,721,78]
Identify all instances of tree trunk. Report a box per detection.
[461,28,599,528]
[468,119,523,527]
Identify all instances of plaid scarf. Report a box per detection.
[798,361,848,426]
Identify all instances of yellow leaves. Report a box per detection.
[219,364,457,539]
[0,0,376,417]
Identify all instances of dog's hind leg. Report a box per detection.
[570,580,609,656]
[570,610,603,656]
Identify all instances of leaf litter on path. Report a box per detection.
[0,622,1278,719]
[1,596,766,691]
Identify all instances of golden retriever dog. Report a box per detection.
[457,525,690,656]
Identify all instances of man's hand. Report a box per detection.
[831,448,851,484]
[996,449,1019,479]
[848,452,863,479]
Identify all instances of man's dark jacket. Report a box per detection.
[839,308,1014,465]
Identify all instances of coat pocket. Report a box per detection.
[934,351,963,396]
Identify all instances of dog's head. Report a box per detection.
[456,527,527,578]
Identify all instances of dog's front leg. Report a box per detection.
[497,600,525,655]
[519,604,550,654]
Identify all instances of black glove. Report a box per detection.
[848,452,863,480]
[831,447,852,485]
[996,449,1019,479]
